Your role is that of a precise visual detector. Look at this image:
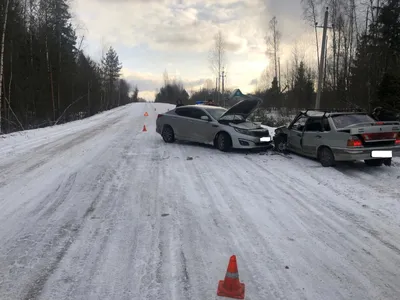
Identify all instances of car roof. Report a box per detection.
[300,110,369,117]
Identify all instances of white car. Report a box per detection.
[156,97,272,151]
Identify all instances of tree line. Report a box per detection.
[256,0,399,113]
[0,0,139,134]
[154,0,400,116]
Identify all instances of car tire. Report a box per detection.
[364,159,383,167]
[162,125,175,143]
[216,132,232,152]
[318,147,336,167]
[273,133,287,152]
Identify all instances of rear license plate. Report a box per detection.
[371,150,392,158]
[260,137,271,142]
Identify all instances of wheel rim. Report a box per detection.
[164,128,172,141]
[278,142,286,151]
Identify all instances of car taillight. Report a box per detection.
[396,133,400,145]
[347,136,363,147]
[362,132,397,140]
[157,114,163,119]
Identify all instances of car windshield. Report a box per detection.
[331,114,375,128]
[205,108,227,120]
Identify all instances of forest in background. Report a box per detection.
[256,0,399,112]
[156,0,399,117]
[0,0,139,134]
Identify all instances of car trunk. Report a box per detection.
[338,122,400,147]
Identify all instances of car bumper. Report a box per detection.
[231,136,273,149]
[331,146,400,161]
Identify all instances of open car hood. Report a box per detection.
[229,121,263,130]
[219,98,262,120]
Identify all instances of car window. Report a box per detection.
[331,114,375,128]
[322,117,331,131]
[204,108,227,120]
[305,118,323,132]
[290,116,307,131]
[175,107,192,117]
[190,108,208,120]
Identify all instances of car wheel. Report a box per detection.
[364,159,383,167]
[216,132,232,152]
[162,125,175,143]
[319,147,335,167]
[273,134,287,152]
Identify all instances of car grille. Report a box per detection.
[251,130,269,137]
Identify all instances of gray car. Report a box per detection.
[274,109,400,167]
[156,98,272,151]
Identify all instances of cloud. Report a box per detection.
[72,0,276,54]
[72,0,317,100]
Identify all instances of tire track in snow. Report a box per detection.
[252,156,400,259]
[0,115,123,188]
[239,154,400,299]
[42,129,145,299]
[0,108,144,300]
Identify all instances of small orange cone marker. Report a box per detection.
[144,112,149,116]
[142,125,147,132]
[217,255,245,299]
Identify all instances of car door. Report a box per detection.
[187,108,217,143]
[287,115,308,153]
[173,107,194,139]
[302,117,324,157]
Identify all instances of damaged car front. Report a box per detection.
[215,97,272,150]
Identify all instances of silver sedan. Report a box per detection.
[156,99,272,151]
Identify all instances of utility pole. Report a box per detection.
[278,57,281,92]
[315,7,329,109]
[221,69,226,107]
[215,77,218,103]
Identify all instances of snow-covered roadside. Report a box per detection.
[0,104,142,159]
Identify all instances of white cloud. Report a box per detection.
[71,0,316,100]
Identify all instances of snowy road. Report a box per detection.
[1,102,400,300]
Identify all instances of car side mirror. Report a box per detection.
[201,116,210,121]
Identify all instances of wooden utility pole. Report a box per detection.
[278,57,281,92]
[221,69,226,107]
[315,7,329,109]
[215,77,218,102]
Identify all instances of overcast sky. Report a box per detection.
[71,0,320,100]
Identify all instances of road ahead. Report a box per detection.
[0,103,400,300]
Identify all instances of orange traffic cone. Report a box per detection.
[144,112,149,116]
[142,125,147,132]
[217,255,245,299]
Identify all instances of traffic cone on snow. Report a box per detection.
[142,125,147,132]
[217,255,245,299]
[144,112,149,116]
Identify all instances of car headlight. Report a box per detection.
[234,127,253,135]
